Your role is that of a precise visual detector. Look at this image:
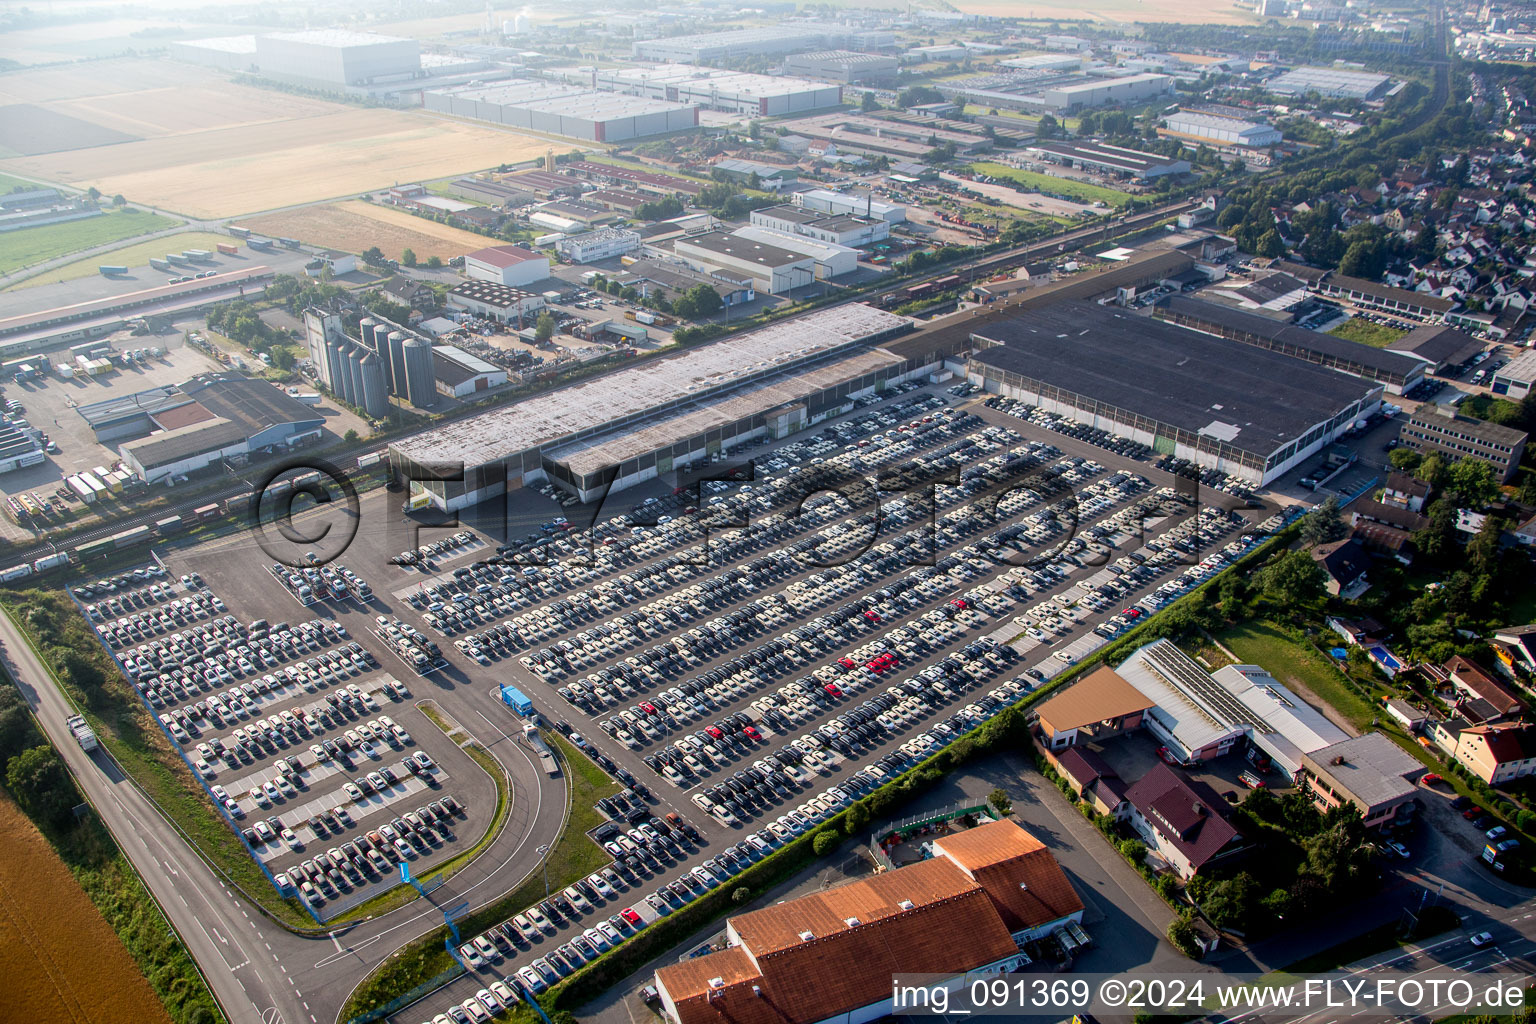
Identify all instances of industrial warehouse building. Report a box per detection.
[782,49,900,83]
[965,301,1382,486]
[254,30,419,88]
[446,281,546,324]
[432,346,508,398]
[656,820,1079,1024]
[465,245,550,288]
[730,226,861,279]
[1491,349,1536,400]
[81,375,325,485]
[1266,66,1392,99]
[750,205,890,246]
[170,35,258,72]
[423,82,697,142]
[1154,296,1426,395]
[1159,110,1283,149]
[1021,140,1190,181]
[1039,73,1173,112]
[673,232,817,294]
[388,304,914,510]
[578,65,842,116]
[555,228,642,264]
[631,26,831,63]
[792,188,906,223]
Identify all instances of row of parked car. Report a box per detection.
[283,793,465,906]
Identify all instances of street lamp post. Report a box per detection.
[537,843,551,895]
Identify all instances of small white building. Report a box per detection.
[433,345,509,397]
[673,231,816,294]
[464,244,550,288]
[791,188,906,224]
[749,204,890,246]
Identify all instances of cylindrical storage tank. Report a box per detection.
[367,322,395,394]
[324,335,351,402]
[358,352,388,419]
[388,331,409,399]
[358,317,379,364]
[402,336,435,408]
[345,343,367,409]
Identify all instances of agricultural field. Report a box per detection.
[0,798,174,1024]
[0,209,182,276]
[951,0,1257,23]
[8,230,234,290]
[0,58,578,219]
[244,200,495,262]
[969,161,1134,209]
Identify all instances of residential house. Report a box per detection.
[1050,746,1129,818]
[1124,762,1245,879]
[1446,655,1524,717]
[1382,472,1431,511]
[1312,538,1371,597]
[1492,624,1536,673]
[1448,722,1536,784]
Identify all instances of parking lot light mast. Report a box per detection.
[537,843,551,895]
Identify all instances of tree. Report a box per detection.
[1257,549,1326,608]
[844,802,870,836]
[362,246,387,267]
[1036,114,1061,139]
[86,186,101,202]
[1467,513,1504,576]
[1251,227,1283,259]
[861,91,882,112]
[1300,495,1347,546]
[1415,452,1447,488]
[988,787,1013,818]
[1301,818,1373,893]
[1218,573,1248,619]
[111,194,126,207]
[1167,915,1202,958]
[7,745,74,831]
[401,248,417,267]
[1445,458,1498,507]
[1414,498,1458,563]
[731,886,752,904]
[812,830,837,856]
[1388,448,1422,473]
[896,85,945,108]
[535,312,555,343]
[344,428,360,443]
[425,255,443,269]
[1200,872,1259,930]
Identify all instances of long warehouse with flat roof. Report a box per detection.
[389,304,915,510]
[966,302,1381,485]
[1154,295,1426,395]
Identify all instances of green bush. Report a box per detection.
[1167,915,1203,959]
[812,830,837,855]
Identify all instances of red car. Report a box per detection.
[742,725,761,741]
[823,683,843,698]
[621,907,642,926]
[1122,608,1142,619]
[1420,773,1442,785]
[705,725,724,739]
[639,702,658,715]
[837,657,856,670]
[863,610,881,623]
[950,598,970,610]
[1463,805,1484,820]
[1156,746,1181,766]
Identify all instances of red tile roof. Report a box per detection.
[1464,722,1536,765]
[1447,655,1523,715]
[658,822,1081,1024]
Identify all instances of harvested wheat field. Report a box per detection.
[244,201,494,262]
[0,58,577,218]
[0,798,172,1024]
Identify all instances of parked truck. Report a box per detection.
[67,714,98,752]
[98,265,128,276]
[216,242,239,256]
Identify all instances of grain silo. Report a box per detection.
[358,352,389,418]
[323,333,352,404]
[367,321,396,394]
[345,342,368,411]
[387,331,409,398]
[401,335,436,408]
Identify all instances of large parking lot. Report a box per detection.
[72,554,496,921]
[74,378,1287,1018]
